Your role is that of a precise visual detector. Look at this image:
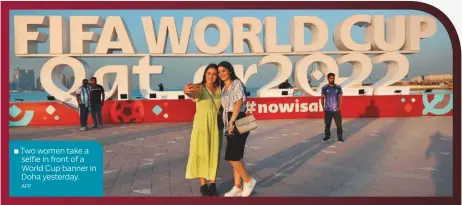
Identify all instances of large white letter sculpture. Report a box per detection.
[40,57,89,108]
[294,53,339,96]
[92,65,133,101]
[15,14,439,102]
[257,55,293,97]
[70,16,104,54]
[14,16,49,55]
[291,16,329,52]
[142,16,193,54]
[371,53,410,95]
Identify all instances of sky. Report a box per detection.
[9,9,453,91]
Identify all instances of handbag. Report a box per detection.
[234,114,257,134]
[229,81,258,134]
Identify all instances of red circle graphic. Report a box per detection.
[110,101,145,123]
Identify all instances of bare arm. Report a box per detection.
[183,83,199,100]
[229,99,243,124]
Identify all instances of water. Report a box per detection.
[9,89,453,102]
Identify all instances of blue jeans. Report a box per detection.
[79,104,89,127]
[90,104,103,126]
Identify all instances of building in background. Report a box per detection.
[410,74,453,85]
[13,68,20,90]
[70,76,75,88]
[65,76,71,89]
[12,66,33,91]
[25,70,35,91]
[60,73,66,88]
[36,77,43,91]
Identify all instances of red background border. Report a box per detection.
[1,1,460,205]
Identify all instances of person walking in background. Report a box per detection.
[89,77,105,128]
[217,61,256,197]
[158,83,164,91]
[321,73,344,142]
[76,79,91,131]
[184,64,222,197]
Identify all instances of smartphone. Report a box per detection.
[192,83,202,91]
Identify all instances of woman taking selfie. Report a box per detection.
[184,64,222,196]
[217,61,257,197]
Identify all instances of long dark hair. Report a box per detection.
[217,61,246,93]
[217,61,240,83]
[201,63,219,87]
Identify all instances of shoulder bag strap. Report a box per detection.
[204,85,220,114]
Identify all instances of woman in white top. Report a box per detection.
[217,61,257,197]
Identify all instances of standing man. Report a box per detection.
[90,77,105,128]
[76,79,91,131]
[321,73,343,142]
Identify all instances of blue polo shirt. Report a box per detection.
[321,84,343,112]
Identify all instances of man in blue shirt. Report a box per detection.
[76,79,91,131]
[321,73,344,142]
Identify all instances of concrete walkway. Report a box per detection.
[10,116,453,197]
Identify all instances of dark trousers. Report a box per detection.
[325,111,343,138]
[90,104,103,126]
[79,104,89,127]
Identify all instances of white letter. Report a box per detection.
[334,15,372,51]
[133,56,186,99]
[404,15,437,51]
[40,57,88,108]
[291,16,328,52]
[93,65,132,100]
[49,16,69,54]
[70,16,104,54]
[14,16,48,55]
[232,17,264,54]
[294,53,339,96]
[95,16,136,54]
[133,56,162,98]
[256,55,293,97]
[367,15,406,51]
[227,64,258,85]
[265,17,292,53]
[194,17,230,54]
[258,104,268,114]
[142,16,193,54]
[309,102,318,112]
[336,53,374,96]
[371,53,410,95]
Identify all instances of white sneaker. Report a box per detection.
[241,178,257,197]
[80,127,86,131]
[224,186,242,197]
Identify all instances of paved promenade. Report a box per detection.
[10,116,453,196]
